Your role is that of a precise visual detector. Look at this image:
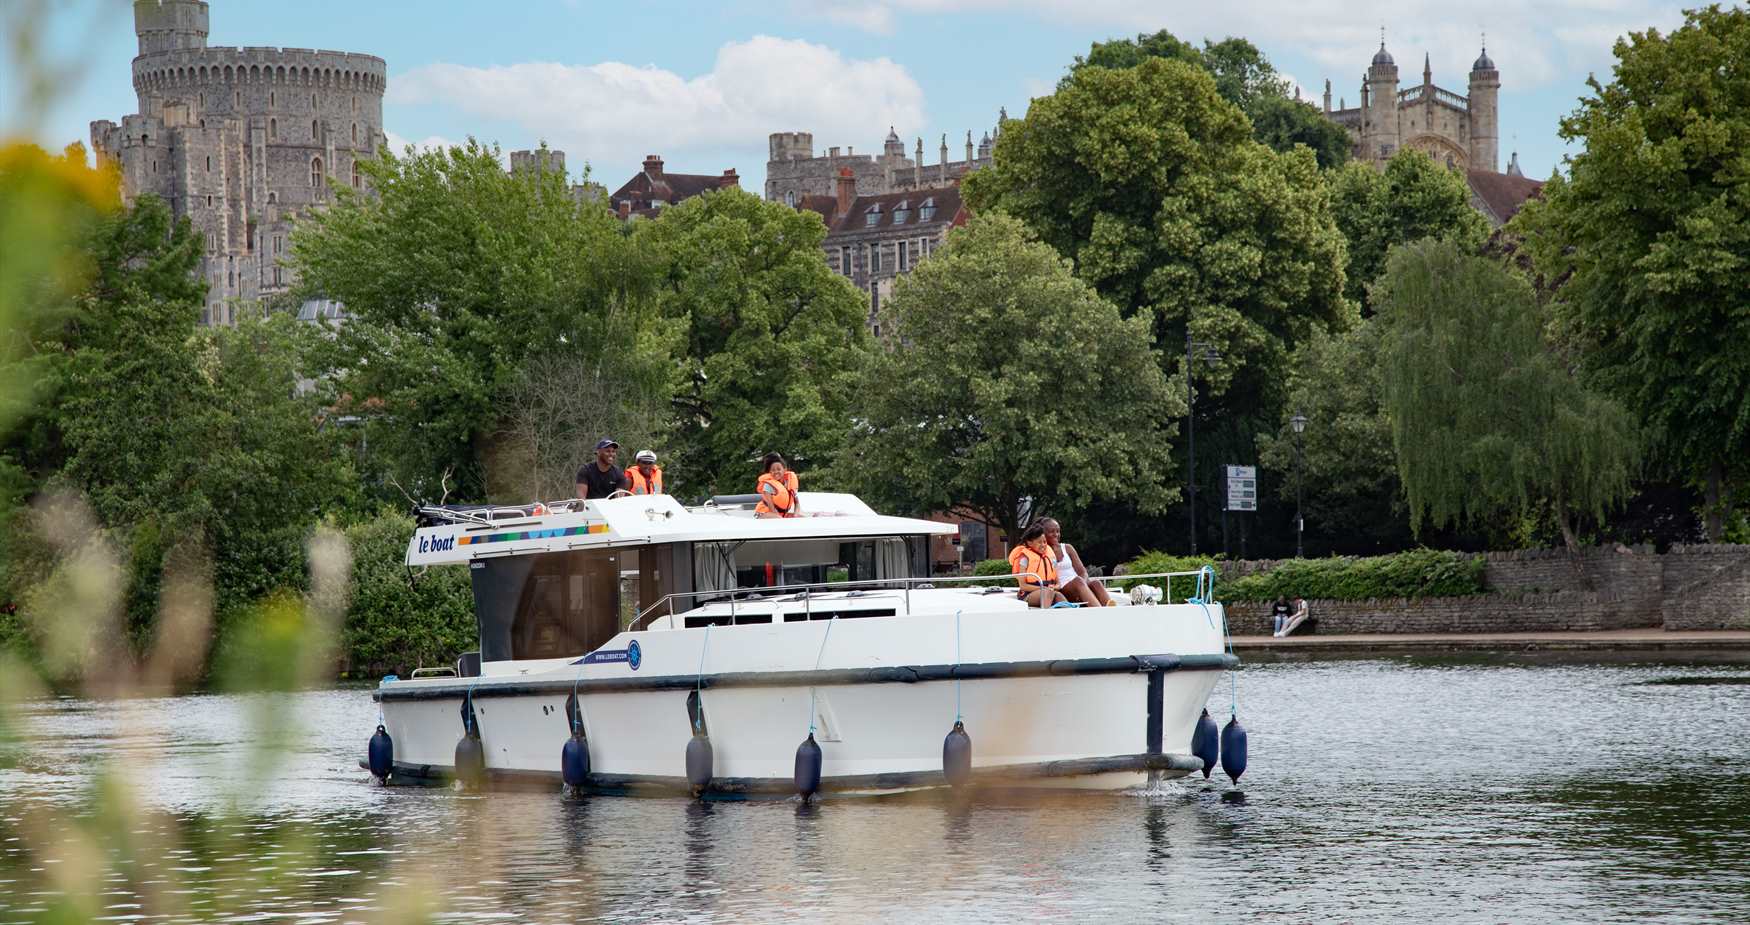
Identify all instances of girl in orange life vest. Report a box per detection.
[755,452,801,518]
[627,449,664,495]
[1007,522,1068,608]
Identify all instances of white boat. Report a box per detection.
[367,492,1236,796]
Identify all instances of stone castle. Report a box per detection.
[764,113,1005,206]
[1322,39,1499,173]
[90,0,387,326]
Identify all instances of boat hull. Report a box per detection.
[372,602,1234,795]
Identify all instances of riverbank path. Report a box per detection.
[1231,628,1750,655]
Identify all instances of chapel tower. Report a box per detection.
[1468,45,1501,173]
[1361,40,1400,161]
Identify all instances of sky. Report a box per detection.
[3,0,1690,194]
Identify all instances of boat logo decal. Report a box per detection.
[576,642,639,669]
[452,523,610,548]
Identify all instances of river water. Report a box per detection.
[3,655,1748,924]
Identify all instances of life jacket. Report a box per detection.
[755,470,800,517]
[627,465,664,495]
[1008,543,1058,592]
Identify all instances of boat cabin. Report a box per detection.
[406,493,958,667]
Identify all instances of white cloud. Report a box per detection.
[384,130,466,156]
[387,36,925,181]
[802,1,1684,90]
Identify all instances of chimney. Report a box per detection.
[642,154,663,179]
[833,167,856,223]
[719,168,739,189]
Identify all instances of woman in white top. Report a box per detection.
[1041,518,1115,607]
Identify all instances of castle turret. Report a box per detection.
[134,0,208,56]
[883,126,904,159]
[1362,40,1400,163]
[1468,44,1500,172]
[1323,78,1332,113]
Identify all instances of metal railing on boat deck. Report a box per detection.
[628,569,1214,631]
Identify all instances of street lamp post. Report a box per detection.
[1185,328,1219,554]
[1291,412,1307,558]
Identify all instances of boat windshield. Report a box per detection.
[692,535,927,599]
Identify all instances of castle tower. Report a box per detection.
[1323,78,1332,114]
[1362,39,1400,163]
[96,0,387,325]
[883,126,905,159]
[134,0,209,56]
[1468,45,1500,172]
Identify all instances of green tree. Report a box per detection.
[1248,94,1354,171]
[1257,319,1411,552]
[1375,240,1638,550]
[3,195,351,646]
[1328,151,1490,312]
[1069,31,1351,168]
[838,214,1182,543]
[633,188,870,496]
[967,57,1352,553]
[291,140,673,502]
[1515,5,1750,541]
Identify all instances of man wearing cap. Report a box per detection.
[627,450,664,495]
[575,439,630,499]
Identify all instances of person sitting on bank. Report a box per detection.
[627,449,664,495]
[755,452,801,518]
[1008,522,1068,608]
[1271,596,1292,635]
[575,438,630,499]
[1041,518,1115,607]
[1275,595,1311,637]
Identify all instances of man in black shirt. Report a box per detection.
[575,438,630,499]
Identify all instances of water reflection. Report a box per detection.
[3,660,1750,923]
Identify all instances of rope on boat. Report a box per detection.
[806,614,839,735]
[954,609,963,723]
[694,623,712,733]
[1186,564,1237,715]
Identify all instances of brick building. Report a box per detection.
[796,169,968,331]
[608,154,739,219]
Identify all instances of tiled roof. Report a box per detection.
[609,169,731,216]
[797,194,837,223]
[826,186,964,235]
[1466,169,1544,224]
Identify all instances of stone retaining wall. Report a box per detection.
[1217,544,1750,634]
[1661,545,1750,630]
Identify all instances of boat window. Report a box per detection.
[689,535,930,599]
[469,549,623,661]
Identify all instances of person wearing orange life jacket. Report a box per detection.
[1007,522,1068,608]
[754,452,801,518]
[626,450,664,495]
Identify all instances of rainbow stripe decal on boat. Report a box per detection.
[456,523,610,547]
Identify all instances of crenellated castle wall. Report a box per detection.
[91,2,386,325]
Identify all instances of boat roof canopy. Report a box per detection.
[405,492,957,567]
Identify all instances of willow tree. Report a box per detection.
[1515,6,1750,541]
[1375,240,1638,550]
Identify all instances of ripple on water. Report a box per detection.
[1,661,1748,923]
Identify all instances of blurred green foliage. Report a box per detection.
[340,509,474,677]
